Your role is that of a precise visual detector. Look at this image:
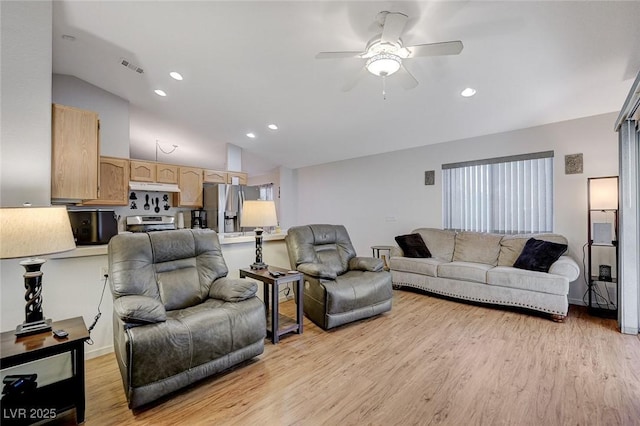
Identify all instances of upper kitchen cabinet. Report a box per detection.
[51,104,100,200]
[203,169,228,184]
[83,156,129,206]
[130,160,156,182]
[130,160,179,184]
[156,163,179,184]
[175,166,203,207]
[227,171,248,185]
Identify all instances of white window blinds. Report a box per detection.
[442,151,554,234]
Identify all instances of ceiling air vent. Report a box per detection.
[120,57,144,74]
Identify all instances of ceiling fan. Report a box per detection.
[316,11,463,95]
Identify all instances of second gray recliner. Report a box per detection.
[285,224,393,330]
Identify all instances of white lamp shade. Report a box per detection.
[0,206,76,259]
[241,200,277,228]
[589,177,618,210]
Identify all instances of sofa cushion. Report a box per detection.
[452,232,503,266]
[498,233,568,266]
[438,261,494,284]
[395,233,431,258]
[412,228,456,262]
[513,238,568,273]
[487,266,570,296]
[389,257,444,277]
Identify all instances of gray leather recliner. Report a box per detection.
[285,224,393,330]
[108,229,266,409]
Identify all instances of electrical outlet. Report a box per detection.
[100,266,109,277]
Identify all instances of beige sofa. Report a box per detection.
[390,228,580,320]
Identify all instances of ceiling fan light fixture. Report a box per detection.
[366,53,401,77]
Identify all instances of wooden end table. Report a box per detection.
[239,266,303,344]
[1,316,89,425]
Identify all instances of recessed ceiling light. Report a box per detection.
[267,124,278,130]
[154,89,167,97]
[461,87,477,97]
[169,72,183,81]
[246,132,256,139]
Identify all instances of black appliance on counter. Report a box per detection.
[68,209,118,245]
[191,209,207,229]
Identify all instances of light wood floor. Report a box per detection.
[57,290,640,426]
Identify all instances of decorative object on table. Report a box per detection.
[0,205,76,336]
[587,176,619,317]
[564,153,583,174]
[241,200,278,269]
[424,170,435,185]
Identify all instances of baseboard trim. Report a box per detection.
[86,344,114,360]
[568,298,587,306]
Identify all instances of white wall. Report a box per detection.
[52,74,130,158]
[0,1,52,207]
[293,112,620,305]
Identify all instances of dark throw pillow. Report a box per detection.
[395,233,432,258]
[513,238,568,273]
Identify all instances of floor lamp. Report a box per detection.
[0,206,76,336]
[241,200,277,269]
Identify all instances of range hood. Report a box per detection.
[129,181,181,193]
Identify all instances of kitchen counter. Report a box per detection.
[51,231,287,259]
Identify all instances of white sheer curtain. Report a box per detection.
[443,152,554,233]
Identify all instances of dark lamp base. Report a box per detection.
[16,318,52,337]
[250,262,268,270]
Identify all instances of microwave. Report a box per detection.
[68,209,118,245]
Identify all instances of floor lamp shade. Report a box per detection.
[241,201,278,269]
[588,177,618,210]
[0,206,76,336]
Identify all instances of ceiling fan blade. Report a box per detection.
[315,51,365,59]
[396,65,418,90]
[341,67,369,92]
[380,12,408,44]
[406,41,464,57]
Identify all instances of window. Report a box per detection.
[442,151,554,234]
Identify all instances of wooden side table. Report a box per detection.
[239,266,303,344]
[1,316,89,425]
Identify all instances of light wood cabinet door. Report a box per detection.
[203,169,228,184]
[156,163,179,184]
[227,171,248,185]
[175,166,203,207]
[51,104,99,200]
[130,160,156,182]
[83,157,129,206]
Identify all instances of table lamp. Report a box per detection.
[240,200,277,269]
[0,205,76,336]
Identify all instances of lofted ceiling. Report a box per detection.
[52,1,640,175]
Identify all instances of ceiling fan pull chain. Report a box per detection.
[382,75,387,100]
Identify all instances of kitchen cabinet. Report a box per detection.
[203,169,228,184]
[51,104,99,200]
[227,171,248,185]
[83,157,129,206]
[130,160,156,182]
[130,160,179,184]
[175,166,203,207]
[157,163,179,184]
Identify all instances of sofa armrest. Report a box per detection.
[390,246,404,257]
[210,277,258,302]
[297,263,338,280]
[348,257,384,272]
[548,255,580,281]
[113,295,166,325]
